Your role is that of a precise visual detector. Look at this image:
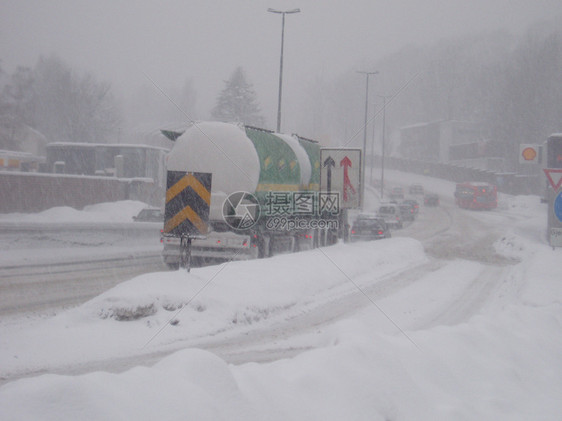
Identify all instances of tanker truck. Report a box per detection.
[161,121,340,268]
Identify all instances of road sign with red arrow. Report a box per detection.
[543,168,562,191]
[320,148,361,209]
[340,156,357,202]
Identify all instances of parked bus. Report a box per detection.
[454,182,497,210]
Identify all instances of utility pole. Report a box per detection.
[268,8,301,133]
[376,94,391,199]
[357,70,378,207]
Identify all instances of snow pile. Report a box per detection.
[0,200,161,267]
[0,350,258,421]
[2,289,561,420]
[88,238,426,327]
[494,195,547,259]
[0,238,428,379]
[0,200,148,224]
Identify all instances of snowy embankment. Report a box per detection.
[1,182,561,419]
[0,200,148,224]
[0,237,427,378]
[0,200,161,267]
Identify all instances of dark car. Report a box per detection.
[424,193,440,206]
[350,215,391,241]
[401,199,420,214]
[409,184,424,195]
[133,208,164,222]
[398,203,416,221]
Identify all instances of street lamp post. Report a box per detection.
[376,94,391,199]
[268,8,300,133]
[357,70,378,208]
[370,99,376,186]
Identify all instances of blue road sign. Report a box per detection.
[555,191,562,222]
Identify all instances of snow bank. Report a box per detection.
[0,349,258,421]
[0,200,161,267]
[2,298,560,420]
[0,238,428,380]
[0,200,148,223]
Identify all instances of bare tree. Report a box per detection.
[32,54,121,144]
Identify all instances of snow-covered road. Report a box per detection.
[1,172,561,420]
[0,201,165,315]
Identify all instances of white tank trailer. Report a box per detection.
[162,121,337,267]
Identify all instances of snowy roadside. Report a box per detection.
[1,178,561,420]
[0,200,150,225]
[0,200,162,267]
[0,237,428,381]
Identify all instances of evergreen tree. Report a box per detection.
[0,66,35,150]
[211,67,265,127]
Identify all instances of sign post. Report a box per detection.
[320,148,362,209]
[320,148,361,242]
[543,168,562,248]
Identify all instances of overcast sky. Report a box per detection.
[2,0,562,131]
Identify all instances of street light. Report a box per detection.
[268,8,301,133]
[376,94,391,199]
[357,70,378,207]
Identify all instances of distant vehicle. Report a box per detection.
[423,193,440,207]
[389,186,405,200]
[398,203,416,221]
[401,199,420,214]
[377,203,403,229]
[409,184,424,195]
[133,208,164,222]
[454,182,497,210]
[350,214,391,241]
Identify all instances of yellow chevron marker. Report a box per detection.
[166,173,211,205]
[164,204,207,234]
